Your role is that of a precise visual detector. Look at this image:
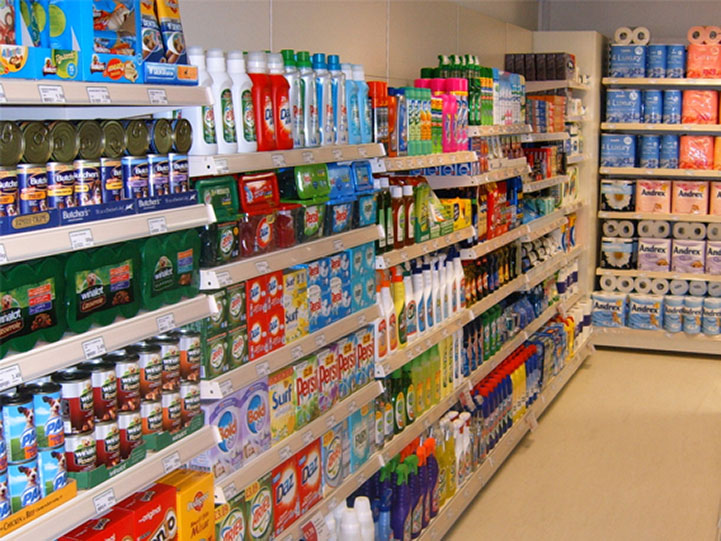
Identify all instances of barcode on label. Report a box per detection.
[0,365,22,391]
[69,229,94,250]
[303,430,314,445]
[87,86,111,104]
[272,154,286,167]
[219,380,234,397]
[291,345,304,361]
[222,482,238,502]
[82,337,107,360]
[156,313,176,333]
[302,151,315,164]
[147,88,168,104]
[93,488,116,514]
[162,451,181,473]
[148,216,168,235]
[38,84,65,103]
[255,261,270,274]
[216,272,232,287]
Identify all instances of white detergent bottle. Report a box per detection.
[439,259,450,321]
[404,272,417,342]
[454,253,466,308]
[297,51,319,147]
[381,279,398,353]
[182,47,218,155]
[206,49,238,154]
[325,512,338,541]
[431,257,442,325]
[412,265,426,336]
[281,49,305,147]
[342,62,361,144]
[353,64,372,143]
[422,260,434,329]
[334,502,348,539]
[354,497,375,541]
[227,51,257,153]
[328,54,349,145]
[340,507,362,541]
[312,53,335,146]
[374,283,389,363]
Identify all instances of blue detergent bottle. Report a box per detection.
[328,54,349,145]
[353,64,372,144]
[342,63,361,144]
[391,463,411,541]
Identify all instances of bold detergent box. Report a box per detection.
[316,347,339,415]
[294,355,319,429]
[245,475,273,541]
[238,378,270,462]
[269,366,296,446]
[190,393,243,481]
[271,455,300,537]
[296,438,322,514]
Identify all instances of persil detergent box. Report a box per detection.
[316,347,339,415]
[627,294,664,330]
[294,355,319,429]
[271,456,300,537]
[592,292,628,328]
[321,420,346,494]
[354,325,374,388]
[238,378,270,462]
[190,393,243,481]
[601,134,636,167]
[296,438,322,514]
[244,475,273,541]
[333,335,357,401]
[606,90,642,123]
[269,366,296,446]
[610,45,647,78]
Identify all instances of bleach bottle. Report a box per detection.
[227,51,257,152]
[182,47,218,155]
[267,53,293,149]
[297,51,320,147]
[353,64,372,143]
[328,54,349,145]
[281,49,305,147]
[313,53,335,146]
[342,62,361,144]
[206,49,238,154]
[391,463,411,541]
[246,51,277,151]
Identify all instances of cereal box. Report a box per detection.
[189,394,243,481]
[271,455,300,537]
[354,326,375,389]
[294,355,319,429]
[59,508,135,541]
[283,268,309,344]
[238,378,270,462]
[245,474,273,541]
[269,366,296,446]
[321,420,346,494]
[348,403,372,473]
[214,491,247,541]
[159,470,214,541]
[333,335,357,401]
[297,439,322,514]
[117,483,177,541]
[316,347,339,415]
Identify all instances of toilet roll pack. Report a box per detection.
[606,90,642,122]
[600,237,636,269]
[705,241,721,273]
[636,180,671,212]
[638,238,671,271]
[600,135,636,167]
[591,292,628,328]
[627,295,664,330]
[601,180,635,211]
[671,239,706,273]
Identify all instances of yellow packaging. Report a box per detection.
[439,198,472,230]
[268,366,296,445]
[159,469,214,540]
[283,269,309,344]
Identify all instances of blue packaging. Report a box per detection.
[168,154,190,193]
[147,154,170,196]
[666,45,686,78]
[646,45,667,78]
[99,158,123,203]
[683,296,703,334]
[121,156,150,199]
[8,458,41,513]
[347,402,372,473]
[660,135,680,168]
[0,470,8,519]
[643,90,663,124]
[350,161,376,227]
[601,134,636,167]
[329,252,351,321]
[663,295,684,333]
[639,135,661,168]
[606,89,642,122]
[17,164,48,214]
[627,294,663,330]
[37,447,67,497]
[610,45,647,78]
[592,292,628,328]
[703,297,721,335]
[662,90,682,124]
[46,162,75,209]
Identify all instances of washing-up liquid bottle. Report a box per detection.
[381,177,395,249]
[392,268,407,348]
[402,363,415,426]
[431,344,441,404]
[403,185,415,246]
[391,186,405,250]
[374,281,389,363]
[431,258,442,325]
[416,445,429,530]
[391,370,406,434]
[412,266,426,336]
[391,464,411,541]
[281,49,305,148]
[453,252,466,308]
[353,64,372,144]
[404,454,421,539]
[267,53,293,149]
[381,279,398,354]
[246,51,276,151]
[404,272,417,343]
[422,351,432,410]
[355,496,375,541]
[206,49,238,154]
[227,51,257,152]
[328,54,349,145]
[422,261,434,330]
[412,356,424,416]
[183,47,218,155]
[312,53,335,146]
[297,51,319,147]
[342,62,361,144]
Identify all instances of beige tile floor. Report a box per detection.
[446,348,721,541]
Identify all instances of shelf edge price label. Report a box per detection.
[222,482,238,502]
[325,414,337,429]
[0,365,22,391]
[332,239,344,251]
[526,411,539,432]
[215,158,229,174]
[314,333,326,348]
[303,429,314,446]
[255,362,270,377]
[302,150,316,164]
[278,445,292,461]
[216,271,232,287]
[0,83,6,103]
[272,154,287,168]
[38,84,66,103]
[332,149,343,161]
[147,88,169,105]
[358,146,369,158]
[93,488,116,514]
[0,244,7,264]
[87,86,111,104]
[156,313,176,333]
[162,451,181,473]
[82,336,107,360]
[148,216,168,235]
[69,229,95,250]
[291,345,304,361]
[255,261,270,274]
[219,379,234,397]
[357,314,367,326]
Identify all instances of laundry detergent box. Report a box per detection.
[266,304,285,354]
[636,180,671,213]
[246,273,269,321]
[158,470,215,541]
[347,402,372,473]
[316,347,339,415]
[269,366,296,446]
[214,490,247,541]
[605,89,642,122]
[244,475,273,541]
[592,292,628,328]
[190,393,243,481]
[600,180,635,211]
[672,239,706,273]
[354,326,375,388]
[294,355,319,429]
[302,258,330,332]
[329,253,351,322]
[226,281,247,328]
[627,294,664,330]
[227,325,248,369]
[672,181,709,214]
[638,238,671,271]
[238,378,270,463]
[297,438,322,514]
[247,311,269,361]
[116,483,177,541]
[600,134,636,167]
[706,241,721,274]
[321,419,347,494]
[271,455,300,537]
[333,335,357,401]
[282,268,308,345]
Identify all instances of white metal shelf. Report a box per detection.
[523,174,569,193]
[425,163,529,189]
[375,226,474,269]
[382,151,477,172]
[596,268,721,283]
[0,295,215,392]
[200,306,379,399]
[592,326,721,355]
[11,425,217,540]
[215,381,383,504]
[467,124,531,137]
[567,154,588,165]
[598,210,721,223]
[526,80,590,92]
[188,143,385,177]
[566,114,589,123]
[0,204,215,265]
[603,77,721,89]
[199,225,380,290]
[601,122,721,135]
[599,167,721,180]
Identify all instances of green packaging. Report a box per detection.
[226,282,246,328]
[200,331,228,379]
[200,220,240,267]
[227,325,248,369]
[193,175,240,221]
[414,183,431,243]
[215,490,247,541]
[245,473,273,541]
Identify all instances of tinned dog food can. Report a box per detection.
[0,469,9,518]
[149,334,180,392]
[63,431,96,472]
[37,447,68,497]
[51,369,95,434]
[117,411,142,459]
[148,118,174,155]
[0,166,19,217]
[100,120,127,159]
[140,400,162,435]
[47,120,80,163]
[179,382,200,427]
[147,154,170,196]
[78,359,118,422]
[17,164,48,214]
[99,158,124,203]
[168,154,189,193]
[20,122,51,164]
[45,162,75,209]
[7,458,41,512]
[161,391,182,433]
[123,120,150,157]
[128,343,163,401]
[0,121,24,167]
[73,159,102,206]
[121,156,150,199]
[172,118,193,154]
[22,382,64,449]
[94,420,121,467]
[104,350,141,412]
[76,120,105,160]
[1,390,37,463]
[172,329,201,382]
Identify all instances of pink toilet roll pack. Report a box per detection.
[672,181,709,214]
[710,182,721,215]
[636,180,671,213]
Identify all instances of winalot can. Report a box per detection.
[149,334,180,392]
[117,410,142,459]
[172,329,201,382]
[51,369,95,434]
[104,350,141,412]
[161,390,182,433]
[94,420,121,467]
[179,382,200,427]
[140,400,162,435]
[78,359,118,422]
[128,343,163,401]
[63,431,96,472]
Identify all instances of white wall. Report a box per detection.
[457,0,539,31]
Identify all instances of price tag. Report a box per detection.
[278,445,292,461]
[69,229,95,250]
[356,473,367,487]
[400,251,408,261]
[332,149,344,161]
[148,216,168,235]
[348,400,358,413]
[272,154,287,168]
[255,261,270,274]
[0,244,7,264]
[330,238,345,252]
[219,380,234,397]
[147,88,168,104]
[82,337,107,360]
[162,451,181,473]
[156,313,176,333]
[302,511,334,541]
[358,146,368,158]
[215,158,229,174]
[302,151,316,164]
[357,314,367,326]
[314,334,326,348]
[325,414,337,429]
[222,482,238,502]
[527,411,539,432]
[87,86,111,104]
[255,362,270,377]
[0,365,22,391]
[382,361,392,375]
[38,84,66,103]
[303,430,315,445]
[291,345,304,361]
[93,488,116,514]
[216,272,232,287]
[423,417,431,430]
[0,83,6,103]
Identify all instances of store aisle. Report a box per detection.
[446,348,721,541]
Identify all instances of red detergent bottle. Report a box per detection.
[267,52,293,150]
[247,51,277,151]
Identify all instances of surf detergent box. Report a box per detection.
[269,366,296,446]
[297,439,322,514]
[283,268,309,344]
[245,475,273,541]
[238,378,270,462]
[272,455,300,537]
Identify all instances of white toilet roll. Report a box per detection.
[670,279,689,295]
[614,26,634,45]
[638,220,654,237]
[600,275,618,291]
[655,221,671,238]
[617,276,635,293]
[708,282,721,297]
[651,278,670,295]
[618,220,635,238]
[689,280,708,296]
[672,222,689,239]
[632,26,651,45]
[602,220,619,237]
[688,223,707,240]
[707,224,721,241]
[634,276,653,294]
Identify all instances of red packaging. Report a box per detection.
[681,90,719,124]
[59,508,135,540]
[297,439,322,514]
[686,44,721,78]
[265,270,284,310]
[246,274,269,321]
[680,135,715,169]
[276,203,302,247]
[117,483,178,541]
[247,312,269,361]
[237,172,281,257]
[265,305,285,354]
[271,455,300,537]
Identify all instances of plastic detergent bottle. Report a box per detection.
[411,357,424,416]
[404,272,417,343]
[227,51,257,152]
[381,177,394,249]
[429,79,455,152]
[354,496,375,541]
[416,445,429,530]
[206,49,237,154]
[312,53,335,146]
[422,351,433,410]
[422,261,434,330]
[402,363,415,425]
[392,268,407,348]
[325,513,338,541]
[374,282,389,362]
[446,78,468,150]
[412,266,425,335]
[246,51,277,151]
[391,370,406,434]
[340,507,361,541]
[423,438,439,519]
[391,186,405,250]
[381,279,398,353]
[431,258,442,325]
[353,64,372,144]
[281,49,305,147]
[267,53,293,149]
[375,178,387,253]
[377,467,393,541]
[403,185,415,246]
[404,454,421,539]
[391,464,411,541]
[183,47,218,155]
[297,51,320,147]
[342,62,361,144]
[453,252,466,308]
[328,54,349,145]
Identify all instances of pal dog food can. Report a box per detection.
[8,458,41,512]
[1,390,38,463]
[37,447,68,497]
[179,381,200,427]
[161,391,182,433]
[51,369,95,434]
[105,350,141,412]
[94,420,121,467]
[22,382,64,449]
[117,411,142,459]
[77,359,118,422]
[140,400,163,435]
[64,431,97,472]
[0,469,10,518]
[129,343,163,401]
[149,335,181,392]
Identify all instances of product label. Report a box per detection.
[241,89,257,143]
[221,88,238,143]
[177,247,194,286]
[263,93,276,140]
[0,276,58,343]
[396,206,406,244]
[202,104,217,144]
[406,383,415,422]
[152,255,175,296]
[279,95,292,139]
[75,260,134,319]
[395,391,405,430]
[388,312,398,351]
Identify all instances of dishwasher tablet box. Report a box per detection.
[605,90,642,123]
[592,292,628,328]
[600,134,636,167]
[627,294,664,330]
[610,45,646,78]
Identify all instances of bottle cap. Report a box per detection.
[368,80,387,98]
[352,64,365,80]
[390,185,402,198]
[296,51,312,68]
[246,51,267,73]
[420,67,435,79]
[402,185,413,196]
[205,48,227,71]
[380,177,390,188]
[327,54,341,70]
[281,49,296,67]
[414,78,431,88]
[311,53,327,69]
[267,53,284,74]
[187,46,206,68]
[227,50,246,72]
[429,79,445,94]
